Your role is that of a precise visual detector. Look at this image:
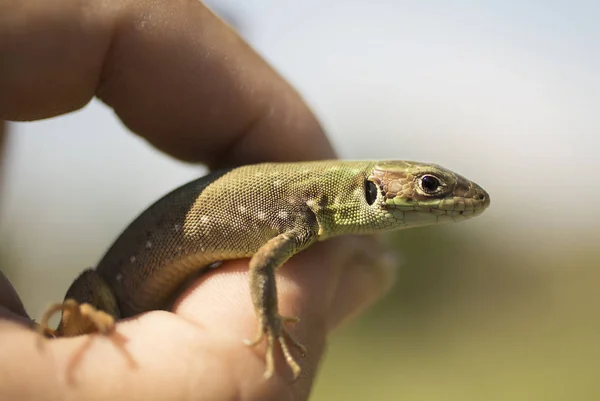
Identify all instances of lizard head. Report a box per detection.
[366,161,490,228]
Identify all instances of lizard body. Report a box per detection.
[40,160,490,379]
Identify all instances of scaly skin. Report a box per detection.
[39,160,490,379]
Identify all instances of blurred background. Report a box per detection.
[1,0,599,400]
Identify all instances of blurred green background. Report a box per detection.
[2,1,599,400]
[312,227,600,401]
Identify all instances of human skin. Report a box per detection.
[0,1,394,400]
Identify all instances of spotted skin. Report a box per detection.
[40,160,490,379]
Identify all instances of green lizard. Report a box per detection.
[39,160,490,379]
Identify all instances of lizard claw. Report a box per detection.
[38,299,115,337]
[244,314,306,380]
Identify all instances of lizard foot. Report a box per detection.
[244,315,307,380]
[39,299,116,337]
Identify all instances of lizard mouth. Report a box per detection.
[386,193,490,227]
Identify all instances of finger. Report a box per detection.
[0,0,334,166]
[0,231,393,400]
[326,237,399,330]
[175,238,395,381]
[1,316,296,401]
[0,271,31,321]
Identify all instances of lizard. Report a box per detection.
[39,160,490,379]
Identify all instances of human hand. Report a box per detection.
[0,1,395,400]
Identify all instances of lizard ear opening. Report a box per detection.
[364,180,378,206]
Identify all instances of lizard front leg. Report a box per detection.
[39,269,120,337]
[244,230,315,380]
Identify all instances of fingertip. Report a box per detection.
[328,249,399,330]
[96,0,334,165]
[0,271,31,320]
[171,259,326,388]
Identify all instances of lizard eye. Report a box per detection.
[365,180,378,205]
[419,175,442,194]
